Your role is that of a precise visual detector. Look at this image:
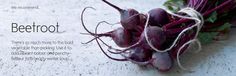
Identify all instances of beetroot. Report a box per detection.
[151,52,172,72]
[140,26,166,50]
[102,0,146,32]
[128,47,152,63]
[148,8,170,27]
[81,0,236,72]
[81,7,135,47]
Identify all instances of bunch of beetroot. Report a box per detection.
[81,0,236,72]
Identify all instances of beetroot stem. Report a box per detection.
[81,7,97,35]
[163,0,233,30]
[102,0,125,13]
[95,21,128,61]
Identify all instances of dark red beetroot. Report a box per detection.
[89,27,133,47]
[113,26,166,51]
[81,7,134,47]
[151,52,172,72]
[148,8,170,27]
[128,47,153,65]
[99,26,167,65]
[110,27,133,47]
[102,0,146,32]
[128,47,153,63]
[141,26,166,50]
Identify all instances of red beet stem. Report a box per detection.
[163,0,233,30]
[102,0,125,13]
[95,21,128,61]
[165,23,194,36]
[203,0,233,16]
